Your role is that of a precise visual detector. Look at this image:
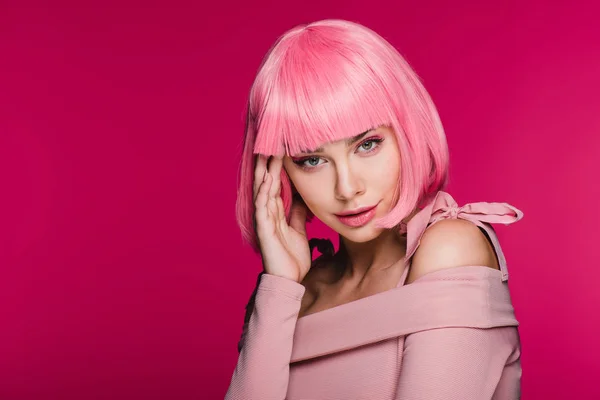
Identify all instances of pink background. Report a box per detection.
[1,0,599,398]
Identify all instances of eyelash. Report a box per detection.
[292,136,385,171]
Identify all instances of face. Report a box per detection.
[283,125,401,243]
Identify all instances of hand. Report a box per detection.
[253,155,311,283]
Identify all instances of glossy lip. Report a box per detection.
[335,202,380,228]
[335,205,377,217]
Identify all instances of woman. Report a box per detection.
[226,19,524,399]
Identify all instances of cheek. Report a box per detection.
[288,174,332,212]
[366,146,401,188]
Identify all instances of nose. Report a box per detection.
[334,161,365,201]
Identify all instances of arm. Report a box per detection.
[225,273,305,400]
[395,326,521,399]
[237,241,331,353]
[237,271,265,354]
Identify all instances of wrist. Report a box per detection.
[259,273,306,300]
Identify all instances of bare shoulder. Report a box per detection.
[406,218,500,285]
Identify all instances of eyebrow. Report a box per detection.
[300,129,374,154]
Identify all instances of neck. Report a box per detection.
[337,229,407,282]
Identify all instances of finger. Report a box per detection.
[276,196,285,224]
[253,155,267,201]
[254,172,272,229]
[289,197,308,235]
[267,156,283,198]
[254,154,267,201]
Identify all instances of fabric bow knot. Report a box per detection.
[403,191,524,282]
[446,206,460,219]
[430,193,524,226]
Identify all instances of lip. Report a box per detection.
[335,205,377,216]
[335,204,378,227]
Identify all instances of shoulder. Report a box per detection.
[406,218,500,284]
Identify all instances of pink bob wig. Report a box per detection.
[236,19,449,252]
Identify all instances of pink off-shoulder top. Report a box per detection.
[225,190,524,400]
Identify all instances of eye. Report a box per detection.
[304,157,321,167]
[292,156,325,170]
[356,137,384,153]
[360,141,375,151]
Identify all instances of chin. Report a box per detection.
[335,224,386,244]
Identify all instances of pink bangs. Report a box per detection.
[250,22,397,156]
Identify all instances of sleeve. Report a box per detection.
[237,271,265,354]
[395,326,522,400]
[225,273,306,400]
